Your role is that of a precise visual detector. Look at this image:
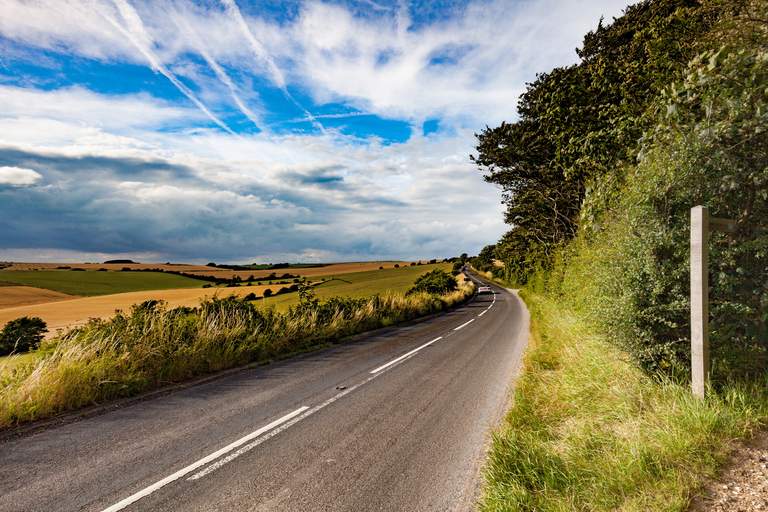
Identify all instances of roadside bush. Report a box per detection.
[407,269,458,296]
[0,317,47,356]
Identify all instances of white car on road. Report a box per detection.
[477,285,493,294]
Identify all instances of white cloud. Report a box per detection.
[0,166,42,186]
[272,0,627,125]
[0,0,631,262]
[0,0,628,128]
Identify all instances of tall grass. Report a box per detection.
[0,284,473,428]
[480,292,768,512]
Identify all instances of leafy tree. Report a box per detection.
[474,0,714,284]
[0,317,47,355]
[407,269,458,295]
[562,0,768,376]
[297,282,319,308]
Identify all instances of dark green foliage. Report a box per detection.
[406,269,458,296]
[475,0,714,285]
[263,288,273,297]
[470,244,499,274]
[615,3,768,375]
[477,0,768,378]
[0,317,47,355]
[297,282,318,308]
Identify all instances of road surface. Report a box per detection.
[0,276,528,511]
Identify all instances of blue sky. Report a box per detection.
[0,0,628,264]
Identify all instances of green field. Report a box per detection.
[0,270,206,297]
[0,352,34,372]
[258,263,452,310]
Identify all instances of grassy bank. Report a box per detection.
[480,292,768,511]
[0,282,473,429]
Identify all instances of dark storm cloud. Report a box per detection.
[0,147,198,183]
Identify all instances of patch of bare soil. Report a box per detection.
[0,286,78,309]
[689,430,768,511]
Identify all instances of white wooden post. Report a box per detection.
[690,207,735,398]
[691,206,709,399]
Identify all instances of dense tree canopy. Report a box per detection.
[476,0,768,377]
[474,0,714,284]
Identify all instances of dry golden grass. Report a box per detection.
[0,283,474,427]
[0,286,78,309]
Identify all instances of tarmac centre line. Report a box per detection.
[191,332,450,481]
[370,336,444,374]
[100,407,309,512]
[101,332,453,510]
[101,295,496,510]
[454,318,475,331]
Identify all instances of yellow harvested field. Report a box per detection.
[0,285,276,339]
[0,261,432,337]
[0,286,78,309]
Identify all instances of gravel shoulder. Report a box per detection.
[689,430,768,511]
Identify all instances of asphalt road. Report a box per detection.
[0,275,529,512]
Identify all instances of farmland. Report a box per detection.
[0,286,78,309]
[1,261,405,281]
[0,262,471,427]
[0,270,205,296]
[259,263,452,310]
[0,262,452,340]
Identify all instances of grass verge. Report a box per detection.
[0,281,473,429]
[480,291,768,511]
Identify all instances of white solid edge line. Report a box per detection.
[100,406,309,512]
[454,318,475,331]
[370,337,443,374]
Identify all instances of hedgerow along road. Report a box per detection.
[0,274,529,511]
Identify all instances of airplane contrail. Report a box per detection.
[175,13,268,134]
[98,0,237,136]
[219,0,327,135]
